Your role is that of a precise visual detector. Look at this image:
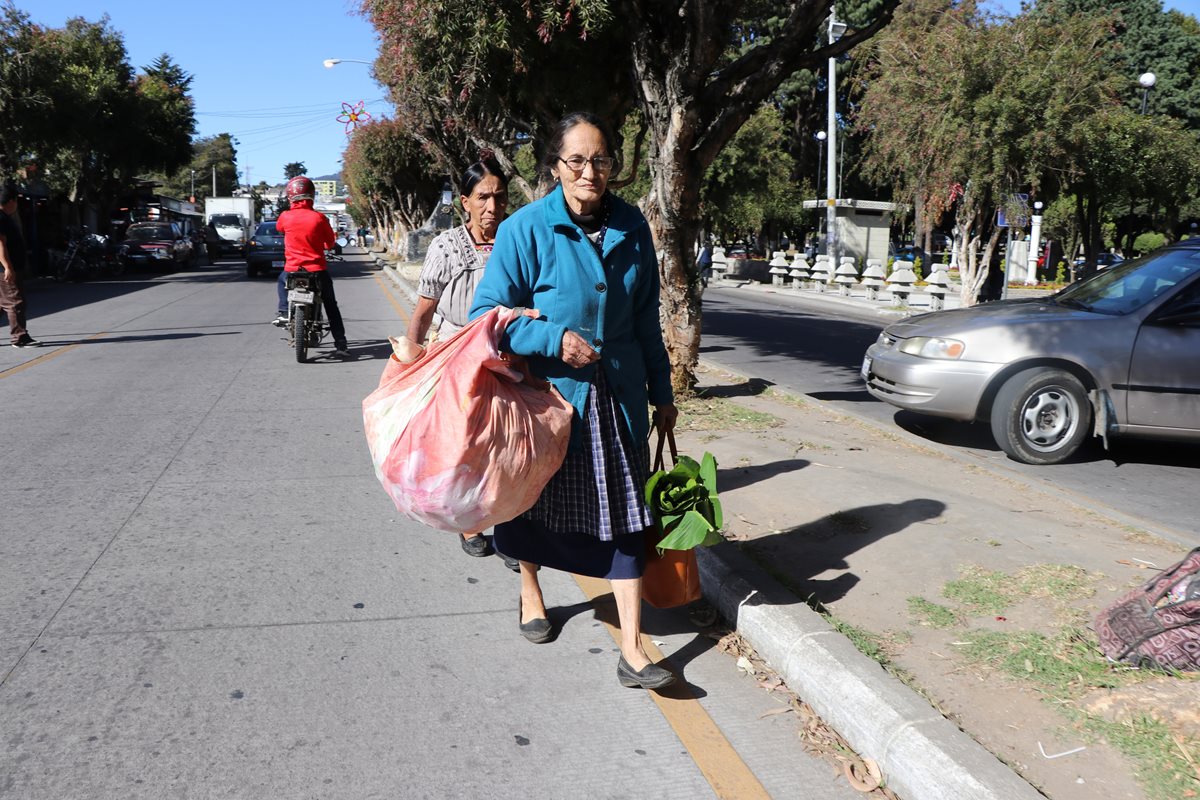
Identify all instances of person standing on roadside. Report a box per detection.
[0,185,38,348]
[405,151,518,569]
[469,112,678,690]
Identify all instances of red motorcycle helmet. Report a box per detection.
[286,176,315,203]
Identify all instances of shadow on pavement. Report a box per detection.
[740,498,947,606]
[808,389,874,403]
[696,377,774,398]
[718,458,809,492]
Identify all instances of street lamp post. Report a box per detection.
[1139,71,1156,115]
[825,10,848,262]
[1025,200,1044,286]
[323,58,373,69]
[814,131,827,237]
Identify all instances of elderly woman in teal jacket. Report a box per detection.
[470,111,678,691]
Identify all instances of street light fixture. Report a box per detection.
[825,10,848,262]
[1138,71,1156,114]
[324,58,373,68]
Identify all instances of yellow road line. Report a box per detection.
[0,332,109,380]
[573,574,772,800]
[373,272,412,323]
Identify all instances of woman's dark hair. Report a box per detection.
[460,150,507,197]
[541,111,619,174]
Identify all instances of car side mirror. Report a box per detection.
[335,236,348,248]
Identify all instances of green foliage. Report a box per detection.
[645,452,724,551]
[0,8,195,206]
[283,162,306,179]
[701,104,803,242]
[342,117,443,232]
[907,596,961,628]
[1056,261,1068,284]
[1133,231,1166,253]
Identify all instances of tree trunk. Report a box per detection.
[641,100,704,397]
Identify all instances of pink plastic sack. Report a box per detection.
[363,306,573,533]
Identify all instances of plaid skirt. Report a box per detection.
[493,370,654,579]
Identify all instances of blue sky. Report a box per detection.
[27,0,1200,185]
[30,0,388,185]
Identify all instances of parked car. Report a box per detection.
[890,245,932,269]
[862,239,1200,464]
[246,221,285,277]
[1073,252,1125,270]
[120,222,194,270]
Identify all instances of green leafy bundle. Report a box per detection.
[645,452,724,551]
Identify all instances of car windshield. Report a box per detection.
[210,214,241,227]
[254,222,278,236]
[127,226,173,241]
[1052,248,1200,315]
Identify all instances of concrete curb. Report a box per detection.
[696,542,1045,800]
[378,257,1044,800]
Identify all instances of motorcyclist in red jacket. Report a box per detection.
[273,176,349,357]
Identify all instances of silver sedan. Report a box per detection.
[863,241,1200,464]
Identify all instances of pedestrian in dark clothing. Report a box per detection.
[0,185,37,348]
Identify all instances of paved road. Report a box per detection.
[1,254,857,799]
[700,284,1200,541]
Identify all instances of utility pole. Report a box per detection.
[212,165,216,196]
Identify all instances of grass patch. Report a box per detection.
[827,616,893,666]
[1123,529,1177,550]
[676,396,782,432]
[1012,563,1098,602]
[957,628,1124,699]
[907,596,961,629]
[940,563,1100,616]
[942,565,1012,614]
[762,387,808,409]
[1081,715,1200,799]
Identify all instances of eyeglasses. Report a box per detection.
[558,155,615,174]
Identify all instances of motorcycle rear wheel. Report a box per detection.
[293,306,308,363]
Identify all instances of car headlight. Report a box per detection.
[898,336,965,360]
[875,331,896,348]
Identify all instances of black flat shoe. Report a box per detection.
[617,655,676,690]
[519,598,553,644]
[460,535,492,557]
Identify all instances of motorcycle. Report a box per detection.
[283,241,346,362]
[55,228,118,281]
[284,268,327,363]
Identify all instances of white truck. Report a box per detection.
[204,197,255,258]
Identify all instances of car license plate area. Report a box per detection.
[288,289,314,305]
[861,355,873,381]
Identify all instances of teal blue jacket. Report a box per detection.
[469,185,674,447]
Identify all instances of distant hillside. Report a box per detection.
[312,172,341,182]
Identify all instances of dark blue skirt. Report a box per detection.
[494,371,653,580]
[494,519,646,579]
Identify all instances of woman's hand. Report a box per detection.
[560,330,600,369]
[652,403,679,435]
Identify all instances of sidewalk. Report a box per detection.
[380,257,1191,800]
